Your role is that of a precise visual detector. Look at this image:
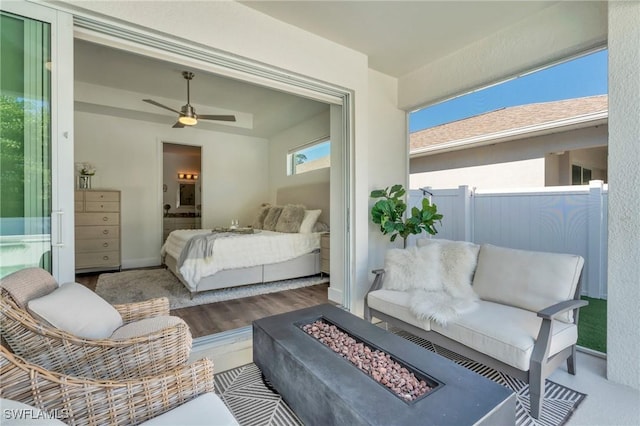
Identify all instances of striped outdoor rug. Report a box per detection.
[214,331,586,426]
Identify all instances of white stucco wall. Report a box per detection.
[398,1,607,110]
[607,1,640,391]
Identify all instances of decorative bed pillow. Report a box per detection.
[312,221,330,233]
[275,204,306,233]
[262,206,283,231]
[251,204,271,230]
[299,209,321,233]
[27,283,123,339]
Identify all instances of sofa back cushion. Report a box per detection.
[472,244,584,323]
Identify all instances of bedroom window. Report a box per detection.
[287,138,330,175]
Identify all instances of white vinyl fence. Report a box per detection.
[409,181,608,299]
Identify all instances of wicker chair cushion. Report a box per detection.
[28,283,123,340]
[139,393,239,425]
[110,315,185,340]
[0,267,57,309]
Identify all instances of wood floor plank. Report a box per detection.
[77,271,330,338]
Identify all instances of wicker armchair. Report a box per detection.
[0,346,237,426]
[0,268,192,380]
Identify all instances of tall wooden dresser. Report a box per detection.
[75,189,121,272]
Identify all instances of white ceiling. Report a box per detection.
[239,1,559,78]
[74,39,329,138]
[75,1,560,137]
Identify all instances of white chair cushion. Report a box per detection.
[140,393,238,426]
[367,289,431,331]
[110,316,185,340]
[431,300,578,371]
[472,244,584,323]
[0,399,66,425]
[27,283,123,340]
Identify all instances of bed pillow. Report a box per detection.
[312,221,330,233]
[251,203,271,229]
[299,209,321,233]
[275,204,306,233]
[27,282,123,339]
[263,206,283,231]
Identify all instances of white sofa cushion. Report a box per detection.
[367,289,431,331]
[431,300,578,371]
[110,316,185,340]
[27,283,123,339]
[472,244,584,323]
[140,393,238,425]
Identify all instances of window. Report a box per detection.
[572,164,592,185]
[287,138,330,175]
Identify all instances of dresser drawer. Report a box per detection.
[75,201,84,212]
[85,201,120,212]
[76,212,120,226]
[75,225,119,239]
[76,251,120,268]
[85,191,119,202]
[75,238,119,252]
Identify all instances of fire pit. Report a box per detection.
[253,304,515,425]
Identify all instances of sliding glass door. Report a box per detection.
[0,2,74,282]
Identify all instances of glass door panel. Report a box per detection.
[0,11,52,277]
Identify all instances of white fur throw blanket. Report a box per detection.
[382,239,481,325]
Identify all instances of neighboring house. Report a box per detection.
[410,95,608,190]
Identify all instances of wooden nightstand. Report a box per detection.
[320,233,330,275]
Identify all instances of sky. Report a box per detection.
[409,49,608,133]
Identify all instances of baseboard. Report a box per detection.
[121,257,161,270]
[328,286,342,303]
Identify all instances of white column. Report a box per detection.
[607,1,640,390]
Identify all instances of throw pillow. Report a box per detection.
[262,206,283,231]
[275,204,306,233]
[299,209,322,233]
[251,203,271,230]
[28,283,123,339]
[0,267,58,309]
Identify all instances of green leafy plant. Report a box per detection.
[370,184,443,246]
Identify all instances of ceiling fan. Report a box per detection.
[143,71,236,128]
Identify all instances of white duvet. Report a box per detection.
[161,229,321,290]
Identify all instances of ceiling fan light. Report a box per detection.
[178,116,197,126]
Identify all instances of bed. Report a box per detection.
[161,183,330,295]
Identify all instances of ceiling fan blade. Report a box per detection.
[172,121,185,128]
[198,114,237,122]
[143,99,182,115]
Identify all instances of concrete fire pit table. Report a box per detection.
[253,304,515,425]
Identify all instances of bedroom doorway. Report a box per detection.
[162,143,202,244]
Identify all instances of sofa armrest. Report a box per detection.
[537,299,588,321]
[364,269,385,322]
[369,269,385,293]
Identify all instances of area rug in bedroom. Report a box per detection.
[95,269,329,309]
[215,331,586,426]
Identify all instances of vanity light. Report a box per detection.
[178,173,199,180]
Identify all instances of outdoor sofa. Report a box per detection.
[364,238,587,419]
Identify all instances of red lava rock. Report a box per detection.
[302,320,432,402]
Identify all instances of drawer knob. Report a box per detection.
[102,217,108,221]
[103,242,109,247]
[103,230,109,235]
[103,256,109,260]
[101,204,104,208]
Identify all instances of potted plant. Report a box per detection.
[370,184,443,247]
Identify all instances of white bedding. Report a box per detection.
[161,229,321,290]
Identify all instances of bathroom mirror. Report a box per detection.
[177,183,196,207]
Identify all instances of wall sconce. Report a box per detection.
[178,173,199,180]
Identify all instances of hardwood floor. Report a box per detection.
[76,270,330,338]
